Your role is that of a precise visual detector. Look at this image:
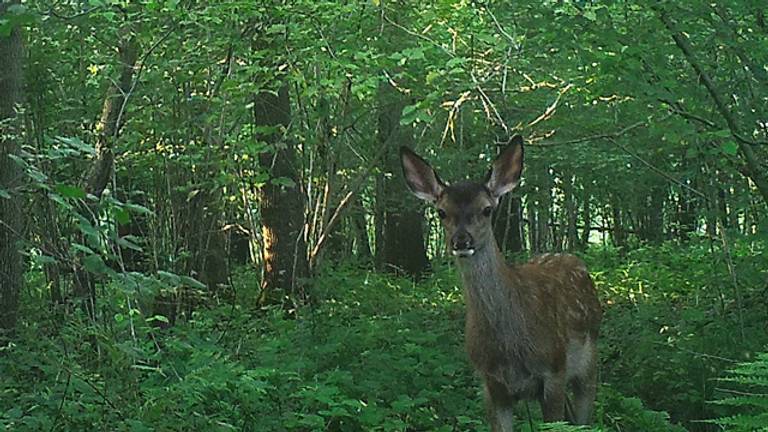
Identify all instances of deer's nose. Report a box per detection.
[451,231,475,257]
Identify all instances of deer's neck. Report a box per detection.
[456,242,528,343]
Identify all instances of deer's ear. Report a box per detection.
[400,147,445,203]
[485,135,524,201]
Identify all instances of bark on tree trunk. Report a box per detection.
[0,2,24,337]
[87,35,138,198]
[254,83,308,305]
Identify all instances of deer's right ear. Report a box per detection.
[400,147,445,203]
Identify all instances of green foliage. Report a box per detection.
[589,240,768,425]
[2,249,733,431]
[3,0,768,431]
[708,351,768,431]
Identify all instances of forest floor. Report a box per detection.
[2,240,767,431]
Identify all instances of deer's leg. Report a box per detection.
[539,374,566,422]
[484,379,516,432]
[570,358,598,424]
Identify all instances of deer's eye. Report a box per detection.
[482,206,493,217]
[437,209,447,219]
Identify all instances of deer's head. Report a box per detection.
[400,136,524,257]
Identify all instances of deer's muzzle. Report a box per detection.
[451,231,475,257]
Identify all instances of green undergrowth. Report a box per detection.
[1,240,767,431]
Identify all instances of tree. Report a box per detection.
[0,0,24,336]
[376,79,430,277]
[255,83,308,306]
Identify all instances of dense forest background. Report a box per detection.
[1,0,767,430]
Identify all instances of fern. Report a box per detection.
[708,351,768,431]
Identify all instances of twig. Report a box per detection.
[527,83,573,128]
[651,341,739,363]
[609,136,707,199]
[530,120,648,147]
[381,13,455,58]
[308,141,389,271]
[716,219,746,343]
[113,22,177,140]
[59,364,124,414]
[484,6,520,51]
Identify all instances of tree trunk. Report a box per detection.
[580,190,592,249]
[641,187,665,243]
[86,34,138,198]
[376,81,430,277]
[493,194,523,254]
[73,34,138,318]
[526,195,539,253]
[254,83,308,305]
[610,198,627,249]
[351,196,373,263]
[562,174,579,250]
[0,1,24,337]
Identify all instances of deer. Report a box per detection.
[400,136,602,431]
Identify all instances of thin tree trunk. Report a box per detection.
[563,174,579,250]
[493,194,523,254]
[527,195,539,253]
[351,196,373,263]
[580,190,592,248]
[0,0,24,336]
[610,197,627,249]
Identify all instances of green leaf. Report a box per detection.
[271,177,296,188]
[55,184,86,199]
[125,203,153,215]
[0,189,10,199]
[157,270,181,285]
[180,275,207,290]
[71,243,95,255]
[0,4,35,37]
[32,254,58,265]
[266,24,287,35]
[54,136,95,155]
[113,208,131,225]
[146,314,170,324]
[83,254,108,274]
[722,141,739,156]
[77,217,100,239]
[117,236,143,252]
[48,193,73,210]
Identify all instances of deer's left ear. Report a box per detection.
[485,135,524,202]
